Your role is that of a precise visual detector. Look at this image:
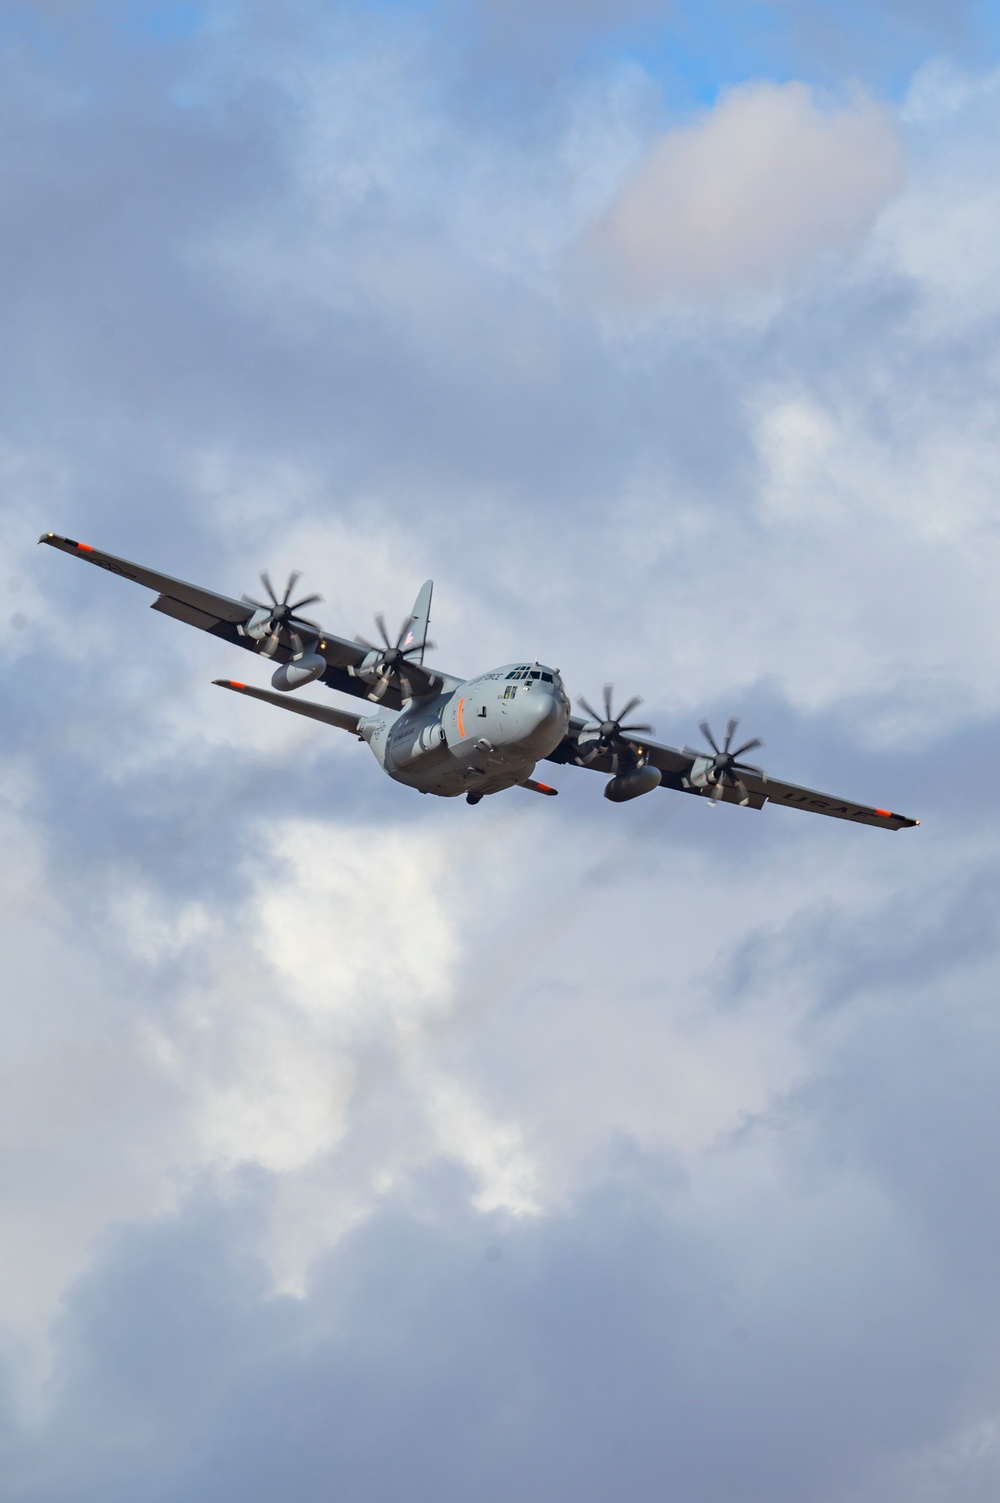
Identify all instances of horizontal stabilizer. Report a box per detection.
[213,679,360,733]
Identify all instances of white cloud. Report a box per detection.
[587,80,905,302]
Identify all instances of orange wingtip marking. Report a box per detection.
[457,697,466,738]
[77,543,93,552]
[536,783,555,793]
[229,680,246,689]
[875,808,892,818]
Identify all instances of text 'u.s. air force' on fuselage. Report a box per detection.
[38,533,919,829]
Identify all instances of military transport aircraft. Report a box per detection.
[39,532,917,830]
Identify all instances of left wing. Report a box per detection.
[729,768,917,830]
[545,718,918,830]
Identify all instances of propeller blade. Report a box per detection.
[395,615,416,650]
[373,613,392,650]
[241,593,268,611]
[733,762,766,781]
[616,695,643,723]
[602,684,614,722]
[354,634,377,652]
[398,667,438,698]
[735,778,750,806]
[260,630,280,659]
[289,592,322,612]
[289,631,303,658]
[699,720,721,754]
[724,717,739,752]
[281,571,301,606]
[712,779,725,801]
[732,737,763,758]
[619,721,654,736]
[260,570,278,606]
[577,695,603,724]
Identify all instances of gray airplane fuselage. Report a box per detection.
[359,662,570,797]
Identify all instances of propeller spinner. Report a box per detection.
[353,613,437,703]
[575,685,654,770]
[242,571,324,659]
[685,717,765,806]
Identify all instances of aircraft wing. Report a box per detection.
[725,767,917,830]
[545,720,918,830]
[37,531,409,707]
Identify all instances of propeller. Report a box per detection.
[353,613,438,703]
[575,685,654,769]
[242,571,324,659]
[684,717,765,806]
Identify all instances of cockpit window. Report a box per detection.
[505,665,554,684]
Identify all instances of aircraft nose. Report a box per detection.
[521,685,568,751]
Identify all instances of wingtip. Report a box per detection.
[38,531,56,545]
[213,679,246,690]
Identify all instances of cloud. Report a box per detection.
[5,6,1000,1500]
[587,80,905,302]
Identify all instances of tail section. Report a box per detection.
[401,580,433,664]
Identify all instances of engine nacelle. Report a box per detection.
[271,653,326,692]
[603,765,662,803]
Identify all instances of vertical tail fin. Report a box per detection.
[402,580,433,664]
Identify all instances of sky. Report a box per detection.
[3,1,1000,1498]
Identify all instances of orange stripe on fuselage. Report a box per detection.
[457,697,466,737]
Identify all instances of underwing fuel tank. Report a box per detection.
[603,765,662,802]
[271,654,327,691]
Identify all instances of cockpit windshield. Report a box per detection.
[506,667,554,683]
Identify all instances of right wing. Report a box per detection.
[38,532,439,709]
[41,531,261,626]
